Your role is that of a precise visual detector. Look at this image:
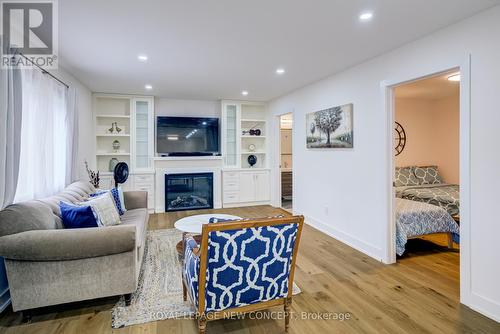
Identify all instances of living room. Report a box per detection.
[1,1,500,333]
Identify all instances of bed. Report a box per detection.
[395,183,460,217]
[396,198,460,256]
[394,166,460,218]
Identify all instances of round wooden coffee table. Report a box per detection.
[174,214,241,257]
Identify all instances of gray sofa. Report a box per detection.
[0,181,149,312]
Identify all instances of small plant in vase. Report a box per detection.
[85,160,100,188]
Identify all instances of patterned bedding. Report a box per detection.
[396,198,460,256]
[395,184,460,216]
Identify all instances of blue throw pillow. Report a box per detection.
[60,201,99,229]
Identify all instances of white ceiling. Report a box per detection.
[395,70,460,100]
[59,0,500,101]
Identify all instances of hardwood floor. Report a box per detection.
[0,205,498,333]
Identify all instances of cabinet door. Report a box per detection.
[254,171,271,201]
[222,103,240,167]
[132,98,154,171]
[239,172,255,203]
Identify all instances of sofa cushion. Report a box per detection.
[120,208,149,248]
[0,201,57,237]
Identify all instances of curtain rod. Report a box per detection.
[17,53,70,89]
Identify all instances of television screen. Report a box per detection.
[156,117,219,155]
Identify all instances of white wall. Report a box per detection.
[269,5,500,321]
[53,67,93,180]
[155,98,220,118]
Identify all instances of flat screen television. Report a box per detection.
[156,116,220,156]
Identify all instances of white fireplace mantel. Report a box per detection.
[154,158,224,213]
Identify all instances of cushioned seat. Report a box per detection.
[120,208,149,248]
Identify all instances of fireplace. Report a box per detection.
[165,173,214,212]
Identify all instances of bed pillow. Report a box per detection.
[84,192,121,226]
[90,187,126,215]
[414,166,443,185]
[60,201,99,229]
[394,167,419,187]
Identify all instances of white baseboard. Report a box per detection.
[295,210,384,262]
[467,292,500,323]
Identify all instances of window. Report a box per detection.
[14,69,70,202]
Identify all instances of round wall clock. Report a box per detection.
[394,122,406,156]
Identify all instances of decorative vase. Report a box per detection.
[108,122,116,134]
[112,140,120,152]
[247,155,257,167]
[254,129,261,136]
[115,123,122,133]
[109,158,119,172]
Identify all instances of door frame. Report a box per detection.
[381,55,471,305]
[273,112,294,211]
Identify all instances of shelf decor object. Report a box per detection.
[247,154,257,167]
[112,140,121,152]
[109,158,119,172]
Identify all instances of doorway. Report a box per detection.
[279,113,293,212]
[393,69,460,256]
[383,59,471,303]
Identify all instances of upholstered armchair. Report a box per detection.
[182,215,304,334]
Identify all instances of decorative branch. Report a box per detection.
[85,160,100,188]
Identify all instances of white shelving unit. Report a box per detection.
[221,101,270,208]
[93,93,155,212]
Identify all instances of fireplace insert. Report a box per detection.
[165,173,213,212]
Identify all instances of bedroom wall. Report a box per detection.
[268,5,500,321]
[395,94,460,184]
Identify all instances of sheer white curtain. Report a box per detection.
[14,69,70,202]
[0,57,22,209]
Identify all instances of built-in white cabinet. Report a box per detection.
[93,94,155,212]
[221,100,271,207]
[132,98,154,171]
[221,101,268,169]
[222,103,239,168]
[222,169,271,207]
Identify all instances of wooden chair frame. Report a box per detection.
[182,215,304,334]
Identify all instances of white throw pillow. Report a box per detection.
[84,192,121,226]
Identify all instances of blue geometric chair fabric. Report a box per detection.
[182,215,304,334]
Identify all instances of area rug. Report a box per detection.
[111,228,301,328]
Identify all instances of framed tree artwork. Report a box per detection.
[306,103,353,148]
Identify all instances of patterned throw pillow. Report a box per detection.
[83,192,121,226]
[394,167,419,187]
[414,166,443,185]
[90,187,126,215]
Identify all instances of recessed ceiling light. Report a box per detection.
[145,84,153,90]
[447,74,461,82]
[241,90,249,96]
[276,68,285,75]
[137,54,148,62]
[359,12,373,21]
